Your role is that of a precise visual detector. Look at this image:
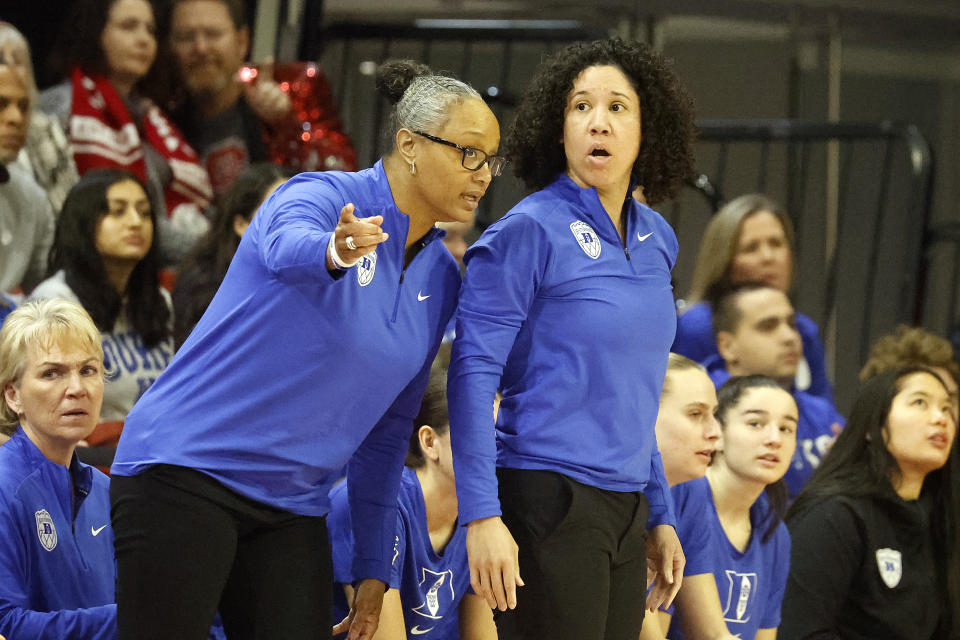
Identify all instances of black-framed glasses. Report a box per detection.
[413,131,507,177]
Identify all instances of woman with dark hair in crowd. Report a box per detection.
[172,162,289,349]
[674,194,833,404]
[781,366,959,639]
[110,60,501,640]
[39,0,212,261]
[666,375,796,640]
[29,169,173,466]
[328,344,497,639]
[448,38,696,639]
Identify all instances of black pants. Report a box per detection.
[495,468,649,640]
[110,465,332,640]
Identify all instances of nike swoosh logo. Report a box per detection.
[637,232,653,241]
[410,626,434,635]
[91,524,108,536]
[417,291,430,301]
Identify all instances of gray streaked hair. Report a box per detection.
[390,75,481,135]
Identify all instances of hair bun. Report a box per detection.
[375,59,433,104]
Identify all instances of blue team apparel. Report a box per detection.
[329,468,472,639]
[449,173,676,528]
[668,477,791,639]
[674,301,834,405]
[0,428,116,639]
[112,162,461,583]
[706,359,845,497]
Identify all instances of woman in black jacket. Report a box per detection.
[781,366,959,639]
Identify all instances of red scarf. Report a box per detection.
[69,69,212,219]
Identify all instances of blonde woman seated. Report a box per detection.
[675,194,833,404]
[639,354,735,640]
[0,299,115,639]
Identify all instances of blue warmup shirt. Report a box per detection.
[112,162,461,583]
[668,477,791,640]
[449,174,677,527]
[674,302,834,405]
[707,360,845,497]
[0,428,116,639]
[329,468,472,639]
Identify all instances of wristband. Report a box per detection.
[328,232,361,270]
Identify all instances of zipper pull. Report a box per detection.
[624,246,631,261]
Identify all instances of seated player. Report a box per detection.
[328,345,496,639]
[639,353,736,640]
[668,375,797,640]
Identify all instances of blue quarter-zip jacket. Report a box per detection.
[112,161,461,583]
[449,174,677,527]
[0,428,116,639]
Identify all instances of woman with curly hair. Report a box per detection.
[448,38,696,639]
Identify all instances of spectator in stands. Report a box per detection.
[675,194,834,404]
[639,354,737,640]
[668,375,795,640]
[29,169,173,467]
[782,366,959,639]
[109,60,499,640]
[709,282,844,497]
[164,0,355,195]
[449,38,695,639]
[40,0,212,262]
[172,162,288,349]
[0,62,55,296]
[328,344,497,639]
[860,324,959,412]
[0,298,116,639]
[0,22,80,214]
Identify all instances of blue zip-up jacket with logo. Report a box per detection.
[449,174,677,527]
[0,428,116,639]
[112,161,461,583]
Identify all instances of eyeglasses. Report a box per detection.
[413,131,507,177]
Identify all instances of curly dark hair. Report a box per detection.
[505,38,696,205]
